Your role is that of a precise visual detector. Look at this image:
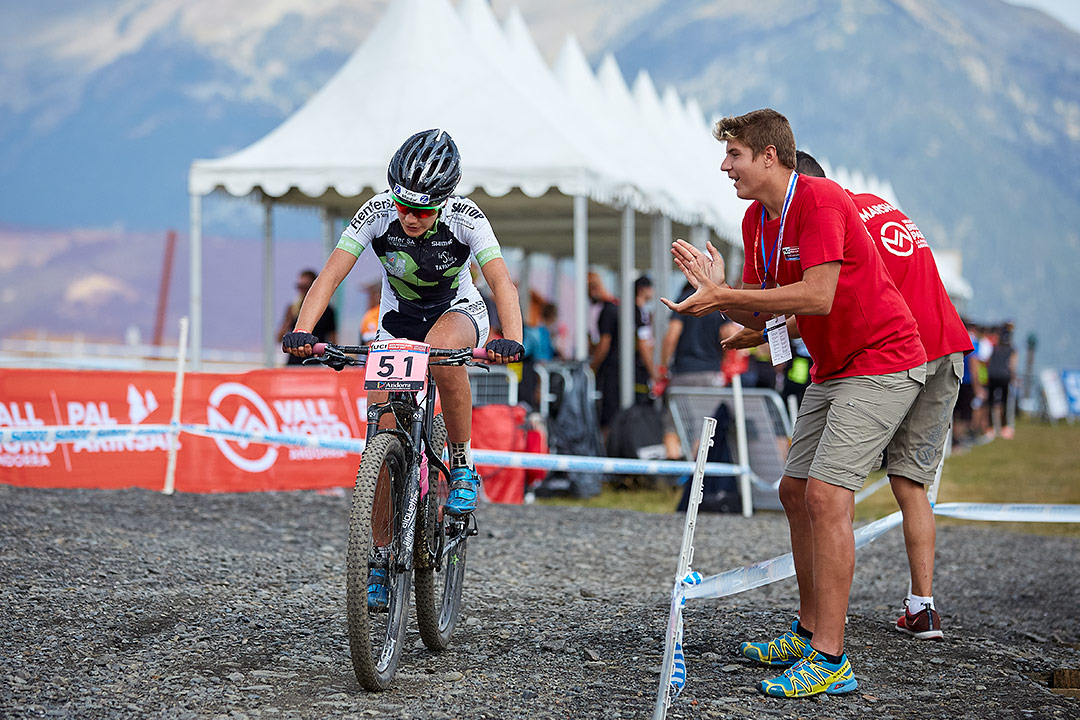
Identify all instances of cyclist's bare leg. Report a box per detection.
[425,312,478,448]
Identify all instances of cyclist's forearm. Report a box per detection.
[481,258,523,343]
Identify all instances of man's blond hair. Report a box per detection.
[712,108,797,169]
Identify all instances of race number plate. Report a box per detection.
[364,340,431,391]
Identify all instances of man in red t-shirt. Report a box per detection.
[663,109,927,698]
[795,152,973,641]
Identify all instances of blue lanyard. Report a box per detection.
[757,170,799,288]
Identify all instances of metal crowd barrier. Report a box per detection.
[666,385,792,511]
[468,365,518,407]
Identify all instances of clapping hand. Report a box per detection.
[660,239,730,317]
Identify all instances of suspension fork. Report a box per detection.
[395,402,425,573]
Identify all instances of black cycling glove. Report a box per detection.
[485,338,524,361]
[282,330,318,352]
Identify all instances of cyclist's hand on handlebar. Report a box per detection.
[484,338,524,363]
[282,329,318,358]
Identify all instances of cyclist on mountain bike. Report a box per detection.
[282,128,524,521]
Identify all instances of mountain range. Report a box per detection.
[1,0,1078,370]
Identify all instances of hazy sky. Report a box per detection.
[1008,0,1080,33]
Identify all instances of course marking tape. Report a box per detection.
[0,424,175,443]
[2,423,756,480]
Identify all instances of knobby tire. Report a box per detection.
[346,432,411,691]
[414,413,468,650]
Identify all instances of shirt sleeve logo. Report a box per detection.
[879,221,915,257]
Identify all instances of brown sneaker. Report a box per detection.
[895,600,944,640]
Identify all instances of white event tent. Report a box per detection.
[188,0,746,412]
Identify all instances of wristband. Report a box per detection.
[293,328,309,333]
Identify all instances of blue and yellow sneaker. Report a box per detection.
[739,620,809,667]
[446,466,480,516]
[760,648,858,698]
[367,567,389,611]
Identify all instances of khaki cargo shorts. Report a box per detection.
[886,352,964,485]
[784,365,926,491]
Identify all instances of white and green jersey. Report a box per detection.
[336,191,503,316]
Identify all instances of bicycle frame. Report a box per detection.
[363,378,449,575]
[311,342,484,574]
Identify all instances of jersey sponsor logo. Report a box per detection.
[393,184,432,205]
[858,201,898,224]
[782,246,800,261]
[879,219,927,257]
[449,201,485,220]
[350,198,394,232]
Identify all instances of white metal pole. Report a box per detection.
[263,198,275,367]
[619,205,636,410]
[573,195,589,362]
[653,417,717,720]
[731,373,754,517]
[651,215,671,371]
[162,316,190,495]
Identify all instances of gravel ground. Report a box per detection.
[2,484,1079,720]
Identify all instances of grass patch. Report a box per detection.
[535,482,684,514]
[537,419,1080,535]
[855,418,1080,536]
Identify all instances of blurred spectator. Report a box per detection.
[520,300,560,411]
[589,272,621,429]
[590,273,655,431]
[278,269,337,365]
[953,319,985,449]
[986,322,1018,439]
[659,281,737,459]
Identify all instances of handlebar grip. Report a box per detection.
[312,343,328,356]
[472,348,490,360]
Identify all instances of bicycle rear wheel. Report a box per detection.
[346,432,411,690]
[414,413,469,650]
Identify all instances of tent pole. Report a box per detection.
[650,214,671,371]
[189,193,203,371]
[263,197,275,368]
[573,195,589,362]
[619,204,635,411]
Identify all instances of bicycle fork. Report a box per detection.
[394,404,426,574]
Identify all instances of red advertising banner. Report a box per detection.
[1,368,366,493]
[0,368,526,502]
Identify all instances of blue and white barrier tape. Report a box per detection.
[0,424,175,443]
[930,502,1080,523]
[1,422,757,480]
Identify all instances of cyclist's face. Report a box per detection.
[397,206,439,237]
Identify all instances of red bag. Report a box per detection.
[471,404,527,505]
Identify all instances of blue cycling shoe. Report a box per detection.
[367,567,389,611]
[445,467,480,516]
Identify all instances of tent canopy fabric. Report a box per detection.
[188,0,746,260]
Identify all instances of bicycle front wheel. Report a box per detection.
[414,413,468,650]
[346,432,411,691]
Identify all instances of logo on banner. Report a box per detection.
[0,401,54,468]
[207,383,280,473]
[128,385,159,424]
[206,383,354,472]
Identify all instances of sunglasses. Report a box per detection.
[392,198,440,219]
